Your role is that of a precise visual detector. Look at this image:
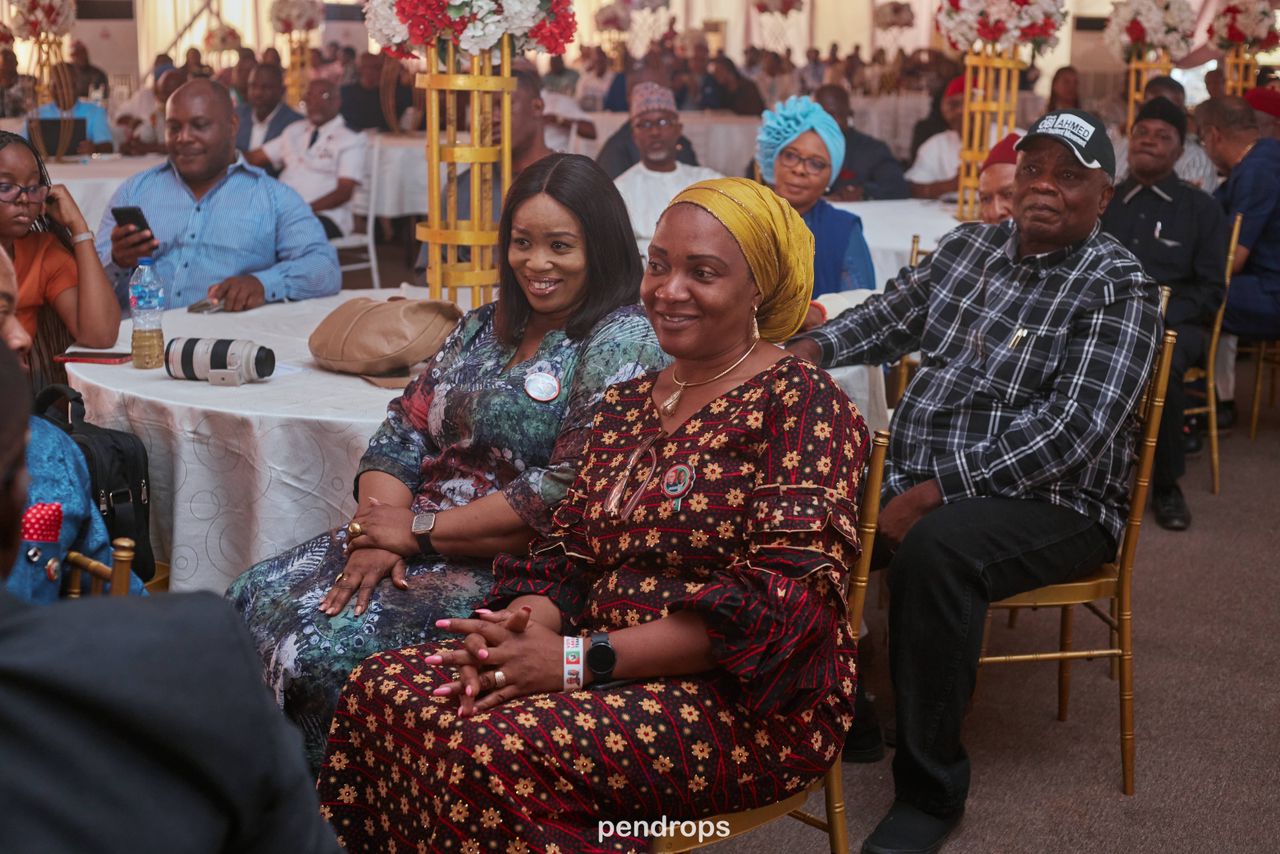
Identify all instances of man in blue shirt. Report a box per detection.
[1195,95,1280,421]
[95,79,339,312]
[28,63,112,155]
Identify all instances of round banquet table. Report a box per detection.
[45,154,167,233]
[67,292,399,594]
[832,198,964,287]
[572,111,763,178]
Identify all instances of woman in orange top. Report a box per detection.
[0,132,119,348]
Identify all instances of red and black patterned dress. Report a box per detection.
[318,356,870,853]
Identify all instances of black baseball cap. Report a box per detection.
[1014,109,1116,178]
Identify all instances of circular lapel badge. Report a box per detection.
[524,371,561,402]
[661,463,695,500]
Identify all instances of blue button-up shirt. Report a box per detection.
[95,155,340,310]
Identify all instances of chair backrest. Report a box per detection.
[847,430,889,630]
[65,538,135,599]
[350,131,381,231]
[909,234,932,267]
[1113,330,1177,582]
[1206,213,1245,360]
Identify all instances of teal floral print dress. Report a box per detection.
[227,302,667,768]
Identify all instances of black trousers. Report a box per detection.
[886,497,1115,817]
[1153,323,1206,489]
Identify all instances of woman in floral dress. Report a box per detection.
[319,178,870,852]
[227,154,667,768]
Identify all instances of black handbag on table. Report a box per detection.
[34,384,156,582]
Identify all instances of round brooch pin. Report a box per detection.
[524,372,561,402]
[661,463,695,501]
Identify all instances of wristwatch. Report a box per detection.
[412,511,437,555]
[586,632,617,684]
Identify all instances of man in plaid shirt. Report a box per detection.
[790,110,1163,854]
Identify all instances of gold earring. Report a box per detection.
[750,313,760,341]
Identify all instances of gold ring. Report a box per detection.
[346,521,363,538]
[493,670,506,689]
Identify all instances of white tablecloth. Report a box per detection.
[850,91,1045,161]
[833,198,963,285]
[67,293,399,593]
[46,155,167,232]
[572,111,762,178]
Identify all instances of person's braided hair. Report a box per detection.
[0,131,74,253]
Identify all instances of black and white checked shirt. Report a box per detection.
[802,221,1163,542]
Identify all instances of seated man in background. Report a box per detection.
[709,56,766,116]
[788,110,1161,854]
[115,68,188,155]
[340,53,412,133]
[248,79,366,239]
[594,73,701,180]
[0,49,35,117]
[0,344,343,854]
[905,76,964,199]
[1196,95,1280,429]
[1113,76,1217,190]
[1102,97,1226,531]
[96,79,339,312]
[978,132,1019,223]
[0,248,143,601]
[235,63,301,156]
[613,82,722,257]
[28,64,112,155]
[68,41,108,100]
[813,83,909,201]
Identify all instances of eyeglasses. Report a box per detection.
[778,148,830,176]
[604,431,664,520]
[0,182,50,204]
[634,117,675,131]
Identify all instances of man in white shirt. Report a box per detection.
[1113,76,1219,190]
[613,83,722,258]
[247,79,367,239]
[905,76,965,198]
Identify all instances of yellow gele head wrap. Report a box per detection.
[664,177,814,342]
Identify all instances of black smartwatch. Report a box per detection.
[586,632,617,684]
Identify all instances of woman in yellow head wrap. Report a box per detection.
[317,176,871,852]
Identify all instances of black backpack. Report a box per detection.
[34,384,156,582]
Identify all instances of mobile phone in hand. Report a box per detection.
[111,206,153,234]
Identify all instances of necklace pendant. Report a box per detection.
[659,386,683,417]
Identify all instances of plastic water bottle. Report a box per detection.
[129,258,165,369]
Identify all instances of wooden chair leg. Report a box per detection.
[1109,598,1119,681]
[1006,609,1019,629]
[1207,375,1221,495]
[822,764,849,854]
[1118,601,1135,796]
[1251,342,1266,440]
[1057,606,1073,722]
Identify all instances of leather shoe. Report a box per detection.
[862,801,963,854]
[1153,485,1191,531]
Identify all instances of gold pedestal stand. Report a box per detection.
[27,33,74,162]
[416,37,514,306]
[1223,44,1257,97]
[957,44,1021,222]
[1126,49,1172,131]
[287,32,312,108]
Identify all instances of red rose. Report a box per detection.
[1125,17,1146,45]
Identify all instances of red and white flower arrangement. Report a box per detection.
[1208,1,1280,53]
[875,2,916,30]
[203,24,244,53]
[271,0,324,35]
[363,0,577,57]
[0,24,14,48]
[755,0,805,16]
[10,0,77,39]
[935,0,1067,56]
[1104,0,1195,61]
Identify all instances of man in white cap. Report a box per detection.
[613,82,722,258]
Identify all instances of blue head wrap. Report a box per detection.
[755,95,846,190]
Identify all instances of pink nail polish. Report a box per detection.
[475,608,492,615]
[477,649,489,660]
[465,685,473,697]
[435,619,450,628]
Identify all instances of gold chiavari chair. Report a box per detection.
[65,538,136,599]
[1182,212,1243,494]
[1241,340,1280,439]
[652,430,890,854]
[978,329,1177,796]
